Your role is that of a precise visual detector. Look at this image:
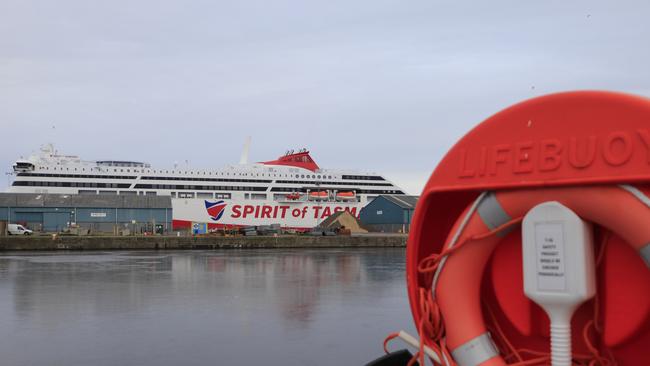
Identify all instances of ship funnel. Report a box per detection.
[239,136,251,164]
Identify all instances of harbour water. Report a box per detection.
[0,248,414,366]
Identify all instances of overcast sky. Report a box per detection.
[1,0,649,194]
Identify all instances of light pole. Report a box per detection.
[5,172,12,189]
[6,205,9,236]
[5,171,14,235]
[315,181,322,229]
[69,210,75,232]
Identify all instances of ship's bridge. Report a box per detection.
[13,160,35,172]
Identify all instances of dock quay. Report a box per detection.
[0,234,407,251]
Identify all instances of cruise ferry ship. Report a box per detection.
[8,144,406,229]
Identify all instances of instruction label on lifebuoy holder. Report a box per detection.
[535,222,567,291]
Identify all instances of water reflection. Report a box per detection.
[0,249,413,366]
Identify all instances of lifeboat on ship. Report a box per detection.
[336,191,356,201]
[308,191,329,200]
[285,192,302,200]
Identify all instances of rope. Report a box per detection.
[381,185,643,365]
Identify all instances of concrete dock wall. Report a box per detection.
[0,234,407,251]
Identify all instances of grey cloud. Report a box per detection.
[1,0,649,194]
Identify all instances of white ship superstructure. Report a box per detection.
[8,144,405,229]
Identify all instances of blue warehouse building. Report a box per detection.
[359,195,419,233]
[0,193,172,235]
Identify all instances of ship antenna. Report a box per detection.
[239,136,251,164]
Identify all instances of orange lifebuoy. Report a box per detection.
[401,91,650,366]
[430,185,650,366]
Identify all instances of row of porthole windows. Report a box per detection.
[276,180,394,187]
[42,166,88,172]
[175,192,232,199]
[39,166,309,178]
[296,174,333,179]
[42,166,138,173]
[140,171,294,178]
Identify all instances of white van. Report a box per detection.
[7,224,33,235]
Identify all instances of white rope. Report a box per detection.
[431,191,488,299]
[619,184,650,208]
[423,185,649,366]
[396,330,443,364]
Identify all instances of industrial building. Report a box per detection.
[0,193,172,235]
[359,195,419,233]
